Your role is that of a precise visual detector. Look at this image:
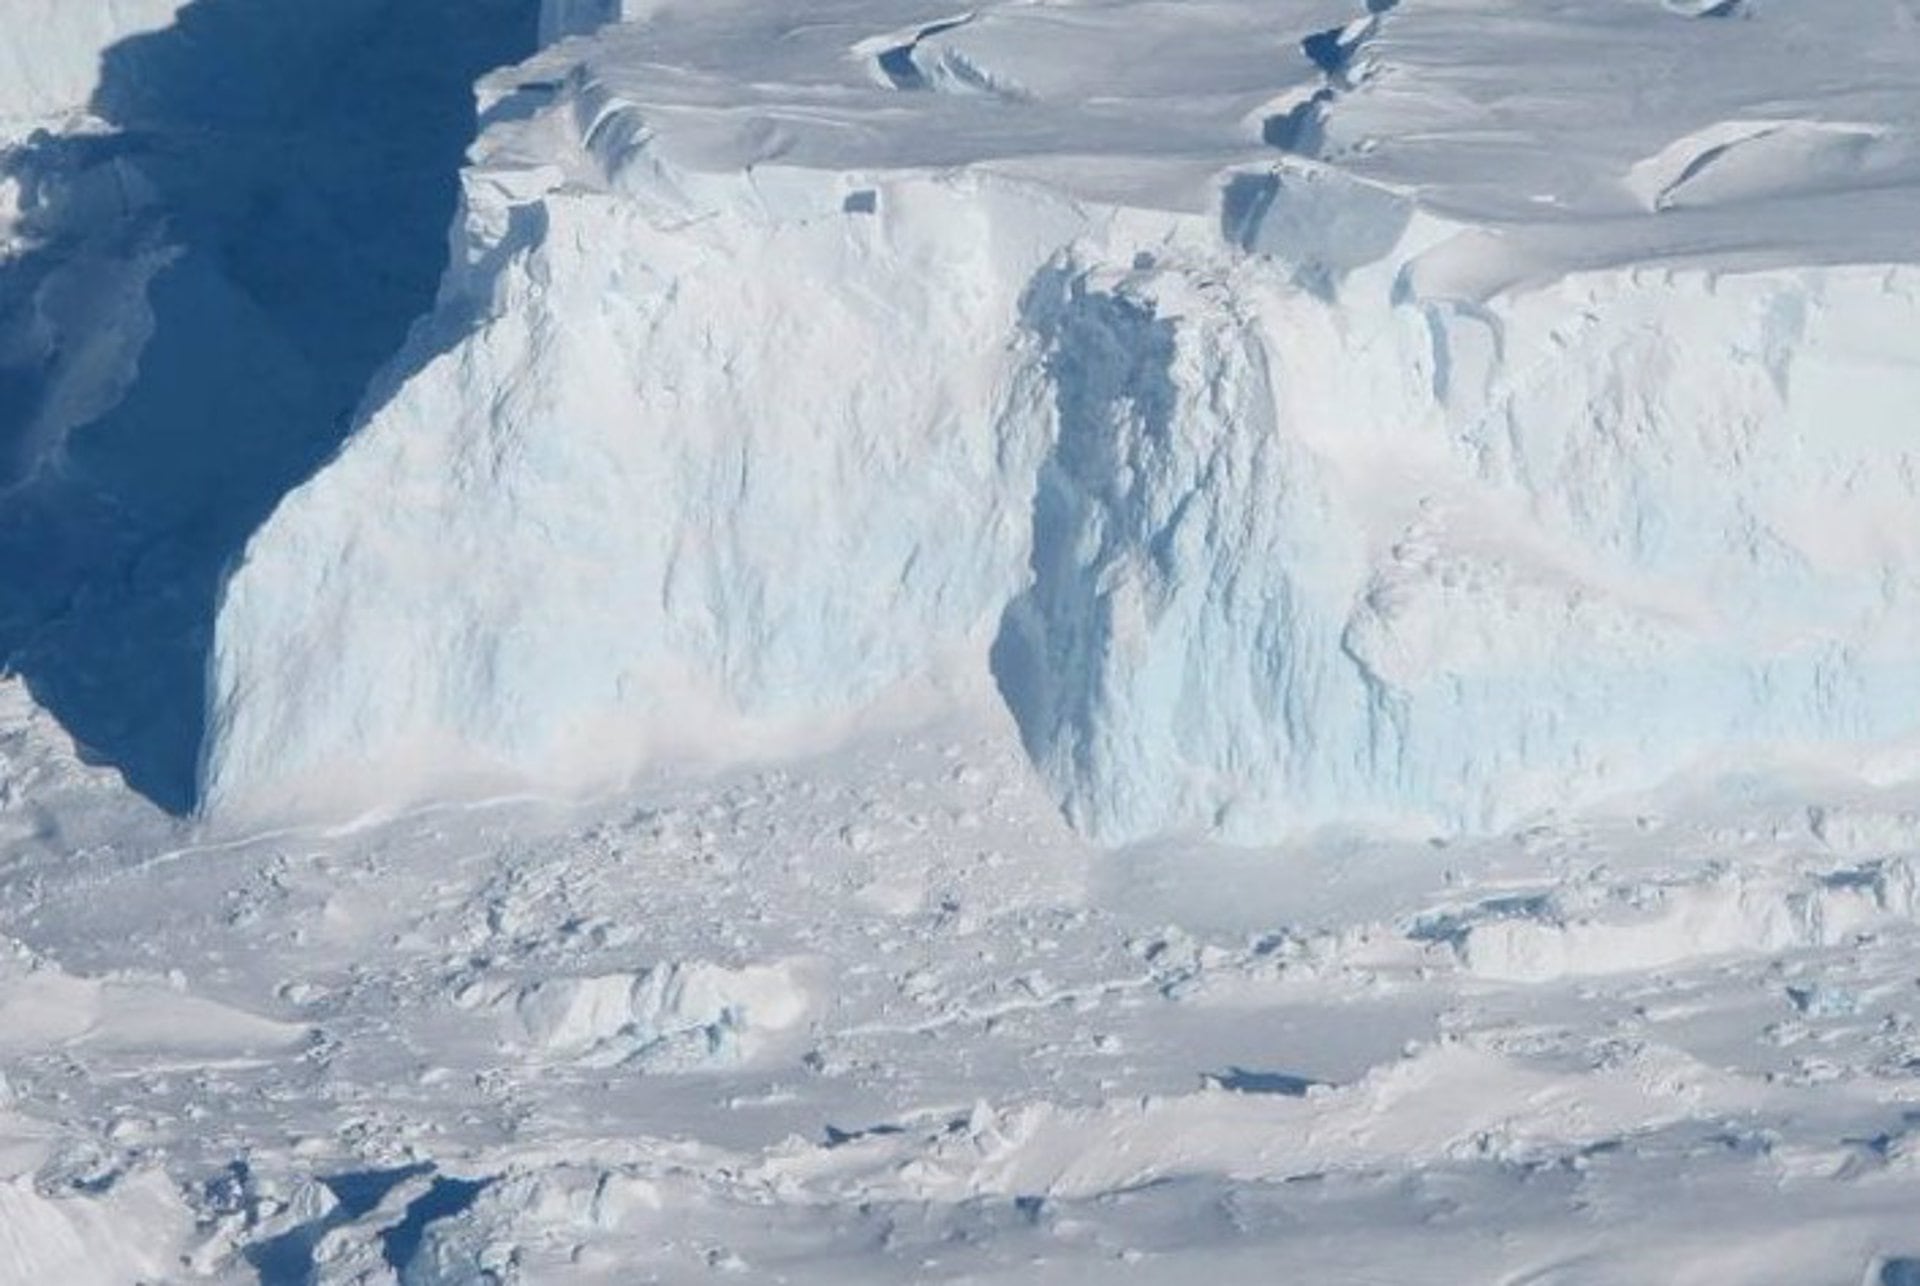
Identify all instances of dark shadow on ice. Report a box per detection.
[245,1163,487,1283]
[380,1174,490,1269]
[989,267,1180,810]
[822,1120,910,1148]
[1202,1067,1324,1097]
[1221,171,1283,250]
[246,1163,433,1284]
[0,0,539,811]
[322,1163,436,1219]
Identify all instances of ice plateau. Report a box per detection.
[199,0,1920,842]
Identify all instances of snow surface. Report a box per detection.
[16,673,1920,1281]
[204,0,1920,844]
[0,0,186,133]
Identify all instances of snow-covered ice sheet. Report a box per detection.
[203,0,1920,845]
[16,676,1920,1281]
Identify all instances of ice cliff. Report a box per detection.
[203,0,1920,841]
[0,0,540,810]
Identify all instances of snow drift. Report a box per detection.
[203,0,1920,842]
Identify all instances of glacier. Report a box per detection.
[23,6,1920,1282]
[200,0,1920,842]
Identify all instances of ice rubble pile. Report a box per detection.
[204,0,1920,841]
[458,958,813,1069]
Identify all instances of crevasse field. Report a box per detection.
[6,0,1920,1281]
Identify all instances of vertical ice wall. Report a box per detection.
[998,249,1920,840]
[201,164,1088,818]
[991,257,1384,840]
[198,2,1920,841]
[203,146,1920,839]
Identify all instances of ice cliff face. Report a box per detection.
[205,160,1076,814]
[1001,258,1920,839]
[204,0,1920,840]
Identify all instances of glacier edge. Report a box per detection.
[200,4,1920,843]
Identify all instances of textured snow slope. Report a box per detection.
[207,0,1920,840]
[23,675,1920,1282]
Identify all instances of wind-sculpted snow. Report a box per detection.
[207,0,1920,841]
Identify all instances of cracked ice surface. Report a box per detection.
[206,0,1920,841]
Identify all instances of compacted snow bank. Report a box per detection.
[203,0,1920,842]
